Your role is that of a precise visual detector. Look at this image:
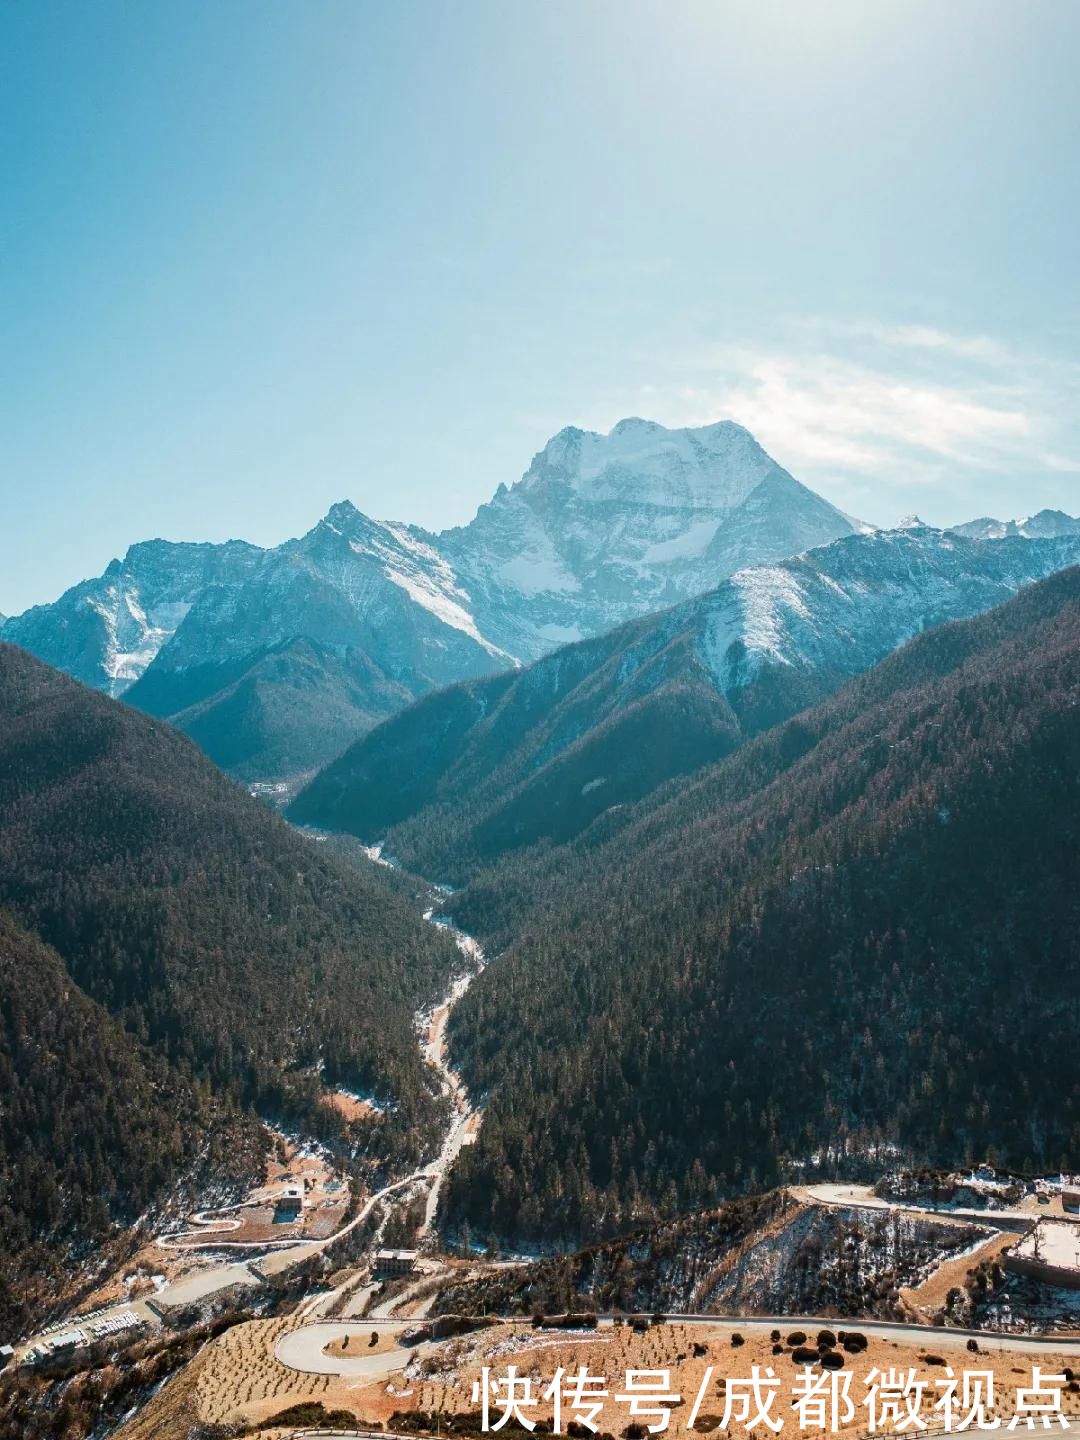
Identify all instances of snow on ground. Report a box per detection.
[1015,1222,1080,1270]
[497,550,582,596]
[379,565,510,659]
[641,517,722,564]
[731,564,813,660]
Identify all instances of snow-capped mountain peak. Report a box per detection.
[950,509,1080,542]
[434,418,860,659]
[516,416,775,512]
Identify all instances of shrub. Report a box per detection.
[787,1331,807,1346]
[820,1352,844,1370]
[792,1347,820,1365]
[731,1334,745,1348]
[817,1329,837,1349]
[266,1401,360,1428]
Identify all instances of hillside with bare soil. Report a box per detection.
[432,1193,986,1321]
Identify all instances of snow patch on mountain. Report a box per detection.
[694,525,1080,697]
[731,565,815,661]
[379,563,514,661]
[640,516,721,563]
[495,549,582,596]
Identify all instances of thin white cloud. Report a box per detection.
[588,319,1080,525]
[1040,450,1080,475]
[711,353,1031,469]
[810,319,1013,367]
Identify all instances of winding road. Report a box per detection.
[272,1310,1080,1381]
[275,1321,439,1376]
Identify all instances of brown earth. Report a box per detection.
[900,1232,1018,1319]
[327,1089,379,1123]
[115,1318,1080,1440]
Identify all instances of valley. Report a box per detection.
[7,774,1079,1438]
[6,879,492,1358]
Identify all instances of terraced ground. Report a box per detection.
[117,1317,1080,1440]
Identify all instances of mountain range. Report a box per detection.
[951,509,1080,541]
[289,523,1080,875]
[0,420,860,778]
[7,423,1079,789]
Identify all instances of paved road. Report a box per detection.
[287,1431,391,1439]
[800,1184,1042,1231]
[274,1321,438,1376]
[646,1313,1080,1354]
[371,1264,448,1320]
[149,1259,263,1311]
[273,1312,1080,1379]
[157,1169,432,1263]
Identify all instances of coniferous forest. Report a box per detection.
[436,568,1080,1243]
[0,643,461,1334]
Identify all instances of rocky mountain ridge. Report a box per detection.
[0,420,857,776]
[289,524,1080,872]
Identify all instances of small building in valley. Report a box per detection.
[273,1184,304,1223]
[374,1248,418,1277]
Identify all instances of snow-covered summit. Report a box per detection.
[951,509,1080,542]
[695,522,1080,693]
[514,417,773,512]
[437,418,858,658]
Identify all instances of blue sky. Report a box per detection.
[2,0,1078,614]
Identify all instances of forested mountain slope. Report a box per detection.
[438,568,1080,1244]
[0,912,259,1340]
[290,527,1080,877]
[0,644,461,1189]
